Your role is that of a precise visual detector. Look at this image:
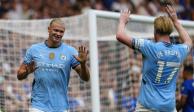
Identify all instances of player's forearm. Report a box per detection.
[17,64,32,80]
[174,21,192,46]
[79,63,90,81]
[17,69,28,80]
[116,21,126,41]
[116,22,132,47]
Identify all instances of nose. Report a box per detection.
[56,31,62,36]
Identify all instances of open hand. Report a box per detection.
[74,45,88,64]
[165,5,178,22]
[119,9,131,25]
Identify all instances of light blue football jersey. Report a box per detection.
[23,42,79,111]
[132,38,190,111]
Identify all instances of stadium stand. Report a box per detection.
[0,0,193,111]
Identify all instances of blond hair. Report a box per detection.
[154,16,173,35]
[49,18,64,26]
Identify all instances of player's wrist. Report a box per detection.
[173,20,180,27]
[25,65,30,75]
[119,19,126,24]
[80,61,86,65]
[173,19,179,23]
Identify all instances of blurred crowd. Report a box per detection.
[0,30,193,111]
[0,0,194,20]
[0,0,193,112]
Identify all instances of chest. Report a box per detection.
[32,48,72,67]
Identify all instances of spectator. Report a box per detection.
[0,0,194,20]
[177,64,194,112]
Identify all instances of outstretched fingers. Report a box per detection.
[165,5,178,22]
[121,8,131,15]
[79,45,87,53]
[75,45,88,63]
[120,8,131,24]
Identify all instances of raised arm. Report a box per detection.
[165,5,192,47]
[116,9,133,48]
[74,46,90,81]
[17,61,35,80]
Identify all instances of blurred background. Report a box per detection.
[0,0,193,112]
[0,0,194,20]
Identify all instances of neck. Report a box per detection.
[155,34,171,43]
[45,39,61,48]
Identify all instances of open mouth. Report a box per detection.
[53,36,62,41]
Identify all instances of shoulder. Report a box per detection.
[26,43,44,54]
[173,44,191,54]
[141,39,155,45]
[61,43,78,54]
[132,38,155,48]
[133,38,153,43]
[62,43,77,51]
[173,44,190,50]
[30,42,44,49]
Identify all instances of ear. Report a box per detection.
[48,26,50,32]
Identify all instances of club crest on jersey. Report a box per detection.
[60,54,67,61]
[49,52,55,60]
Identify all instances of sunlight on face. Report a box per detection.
[48,19,65,44]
